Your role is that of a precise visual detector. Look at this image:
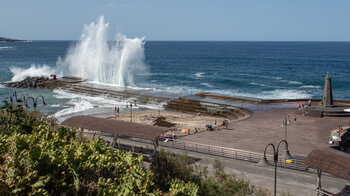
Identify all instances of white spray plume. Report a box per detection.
[10,64,56,82]
[57,16,147,86]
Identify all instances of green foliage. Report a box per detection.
[0,102,160,195]
[0,100,41,135]
[198,160,256,196]
[151,151,270,196]
[150,150,201,192]
[169,179,198,196]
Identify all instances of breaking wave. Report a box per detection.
[57,16,147,87]
[10,64,57,82]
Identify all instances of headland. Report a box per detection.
[0,36,25,42]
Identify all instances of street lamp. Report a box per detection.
[257,140,293,196]
[280,116,290,141]
[126,101,137,122]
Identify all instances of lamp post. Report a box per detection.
[281,116,290,141]
[126,101,137,122]
[257,140,293,196]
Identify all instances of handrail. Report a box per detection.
[79,129,308,172]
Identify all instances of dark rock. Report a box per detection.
[2,76,50,89]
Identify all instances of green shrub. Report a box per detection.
[151,150,270,196]
[150,150,201,192]
[0,102,153,195]
[169,179,198,196]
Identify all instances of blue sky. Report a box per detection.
[1,0,349,41]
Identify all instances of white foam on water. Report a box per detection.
[53,89,127,106]
[250,82,268,87]
[280,80,303,85]
[260,89,310,99]
[57,16,147,87]
[8,16,148,88]
[238,73,255,77]
[300,85,321,89]
[53,99,94,122]
[200,83,214,88]
[49,104,61,108]
[261,75,282,80]
[160,85,201,95]
[10,64,57,82]
[211,89,311,100]
[0,46,16,50]
[194,72,204,78]
[82,81,158,91]
[51,89,164,121]
[288,81,302,85]
[0,84,5,88]
[240,74,284,81]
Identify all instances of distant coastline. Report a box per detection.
[0,36,25,42]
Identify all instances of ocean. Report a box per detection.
[1,40,350,121]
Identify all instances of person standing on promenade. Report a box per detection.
[294,115,297,123]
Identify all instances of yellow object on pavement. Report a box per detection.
[181,129,189,134]
[285,159,293,164]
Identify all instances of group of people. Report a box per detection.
[114,106,120,116]
[221,119,229,129]
[208,119,229,130]
[297,100,312,110]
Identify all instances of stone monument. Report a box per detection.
[299,73,350,117]
[322,72,333,106]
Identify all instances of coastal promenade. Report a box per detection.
[57,81,350,195]
[85,133,348,196]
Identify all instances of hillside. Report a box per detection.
[0,36,24,42]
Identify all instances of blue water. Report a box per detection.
[1,41,350,119]
[142,41,350,100]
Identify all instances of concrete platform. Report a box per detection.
[300,103,350,117]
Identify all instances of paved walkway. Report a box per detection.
[179,108,349,156]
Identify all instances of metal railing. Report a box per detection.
[157,140,308,171]
[79,130,309,172]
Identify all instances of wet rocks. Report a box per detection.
[1,77,49,88]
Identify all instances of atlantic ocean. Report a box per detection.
[0,41,350,118]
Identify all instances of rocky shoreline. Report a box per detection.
[1,77,49,88]
[1,76,86,89]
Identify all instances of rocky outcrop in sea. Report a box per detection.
[1,77,49,88]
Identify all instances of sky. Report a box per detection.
[0,0,350,41]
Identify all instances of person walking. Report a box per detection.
[293,115,297,123]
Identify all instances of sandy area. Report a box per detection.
[109,110,245,135]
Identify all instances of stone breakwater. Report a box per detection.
[1,77,49,88]
[1,76,86,89]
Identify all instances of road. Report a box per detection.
[113,137,349,196]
